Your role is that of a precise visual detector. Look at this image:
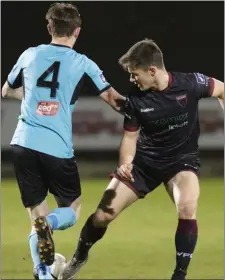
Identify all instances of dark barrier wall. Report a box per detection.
[1,1,224,94]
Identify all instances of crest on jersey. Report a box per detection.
[176,94,187,107]
[194,73,206,85]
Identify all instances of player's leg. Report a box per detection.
[61,155,162,279]
[29,154,82,279]
[45,192,81,234]
[27,201,54,279]
[12,145,53,279]
[38,155,81,233]
[33,155,81,265]
[165,170,200,280]
[60,177,139,279]
[75,178,139,259]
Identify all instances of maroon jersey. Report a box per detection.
[124,72,214,162]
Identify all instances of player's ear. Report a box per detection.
[149,66,156,76]
[47,23,52,35]
[74,27,81,39]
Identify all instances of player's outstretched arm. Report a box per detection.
[1,81,24,100]
[211,78,224,109]
[85,57,126,114]
[100,87,126,115]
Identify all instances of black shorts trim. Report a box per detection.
[109,172,144,198]
[98,85,111,94]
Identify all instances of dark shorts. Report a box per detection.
[112,151,200,198]
[12,145,81,208]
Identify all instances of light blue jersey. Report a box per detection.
[8,44,111,158]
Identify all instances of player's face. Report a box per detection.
[128,67,155,91]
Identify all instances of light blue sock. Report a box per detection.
[29,230,42,268]
[46,207,76,231]
[29,230,51,277]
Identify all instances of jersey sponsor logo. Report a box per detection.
[169,121,188,130]
[36,101,59,116]
[176,94,187,107]
[148,112,189,130]
[194,72,206,85]
[100,74,107,83]
[150,112,188,126]
[140,108,154,112]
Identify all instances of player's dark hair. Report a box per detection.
[119,39,164,70]
[46,2,82,37]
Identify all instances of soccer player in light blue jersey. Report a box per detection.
[2,3,125,279]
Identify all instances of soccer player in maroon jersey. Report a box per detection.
[61,39,224,280]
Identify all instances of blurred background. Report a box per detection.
[1,1,224,177]
[1,1,224,279]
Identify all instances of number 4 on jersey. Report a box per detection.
[36,61,60,98]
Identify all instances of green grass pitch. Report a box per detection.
[1,177,224,279]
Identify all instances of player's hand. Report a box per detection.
[116,163,134,182]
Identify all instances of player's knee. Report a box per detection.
[93,209,116,227]
[177,200,198,219]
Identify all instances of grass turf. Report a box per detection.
[1,177,224,279]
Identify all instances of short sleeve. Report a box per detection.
[191,72,215,99]
[85,57,111,93]
[7,49,29,89]
[123,97,140,131]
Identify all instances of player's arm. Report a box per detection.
[117,129,140,182]
[211,78,224,109]
[119,129,140,166]
[116,97,140,182]
[100,87,126,115]
[85,57,126,114]
[2,50,28,100]
[2,81,23,100]
[120,97,140,165]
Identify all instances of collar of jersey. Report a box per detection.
[50,43,72,49]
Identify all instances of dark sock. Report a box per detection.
[74,214,107,261]
[171,219,198,280]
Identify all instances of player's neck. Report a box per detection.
[51,36,76,49]
[153,70,171,92]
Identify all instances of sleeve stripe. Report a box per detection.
[209,77,215,96]
[98,85,111,94]
[7,79,14,88]
[124,126,139,132]
[7,68,23,89]
[85,71,111,94]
